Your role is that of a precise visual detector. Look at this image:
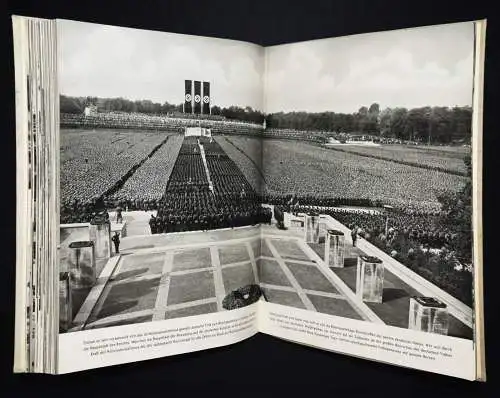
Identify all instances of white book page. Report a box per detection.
[55,19,265,373]
[258,21,483,381]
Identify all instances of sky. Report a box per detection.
[58,19,265,110]
[265,21,475,113]
[59,19,475,115]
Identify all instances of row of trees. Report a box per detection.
[60,95,265,124]
[61,96,472,144]
[266,103,472,144]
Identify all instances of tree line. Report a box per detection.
[60,95,265,124]
[266,103,472,144]
[61,96,472,144]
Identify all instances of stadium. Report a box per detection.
[58,77,474,341]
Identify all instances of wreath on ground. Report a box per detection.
[222,284,264,310]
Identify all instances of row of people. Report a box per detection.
[61,112,263,134]
[150,205,272,233]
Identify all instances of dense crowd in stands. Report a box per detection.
[265,194,380,208]
[61,112,263,136]
[263,128,327,143]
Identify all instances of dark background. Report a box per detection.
[3,0,499,397]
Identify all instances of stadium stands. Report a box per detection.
[61,112,263,136]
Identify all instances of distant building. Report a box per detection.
[84,104,97,116]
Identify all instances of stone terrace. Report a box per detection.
[64,212,473,340]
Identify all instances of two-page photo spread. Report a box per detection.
[12,16,486,380]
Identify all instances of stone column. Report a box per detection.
[356,255,384,303]
[408,297,449,335]
[283,212,291,229]
[324,229,345,268]
[68,241,96,289]
[59,271,73,332]
[304,213,320,243]
[89,211,112,262]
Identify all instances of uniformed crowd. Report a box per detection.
[149,136,272,233]
[151,195,271,233]
[264,194,379,209]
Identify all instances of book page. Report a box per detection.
[258,21,484,381]
[55,19,266,373]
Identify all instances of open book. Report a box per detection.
[12,15,486,380]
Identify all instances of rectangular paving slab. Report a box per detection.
[250,238,261,259]
[307,294,363,321]
[218,244,250,265]
[172,247,212,271]
[261,240,274,257]
[113,252,165,280]
[165,303,218,320]
[167,270,215,305]
[257,258,292,287]
[262,288,306,309]
[271,239,310,261]
[222,263,255,293]
[93,277,161,320]
[286,262,339,293]
[87,314,153,330]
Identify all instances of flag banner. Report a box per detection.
[184,80,192,113]
[193,80,202,114]
[202,81,210,114]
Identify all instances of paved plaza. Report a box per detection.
[62,212,472,339]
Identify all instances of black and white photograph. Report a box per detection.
[58,20,268,332]
[59,18,476,342]
[260,21,476,340]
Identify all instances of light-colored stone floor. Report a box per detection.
[63,218,473,340]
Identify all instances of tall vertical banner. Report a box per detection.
[193,80,202,114]
[202,81,210,115]
[184,80,193,114]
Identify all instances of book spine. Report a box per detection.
[12,15,30,374]
[472,18,487,382]
[12,15,59,375]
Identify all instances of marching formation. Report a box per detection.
[153,136,271,233]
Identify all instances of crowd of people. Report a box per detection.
[265,194,379,209]
[152,136,271,233]
[108,135,184,202]
[61,111,263,136]
[263,128,327,143]
[60,130,168,203]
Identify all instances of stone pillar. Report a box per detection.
[325,229,345,268]
[356,255,384,303]
[291,213,305,228]
[304,213,320,243]
[59,271,72,332]
[89,211,112,262]
[408,297,449,335]
[283,212,291,229]
[68,241,96,289]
